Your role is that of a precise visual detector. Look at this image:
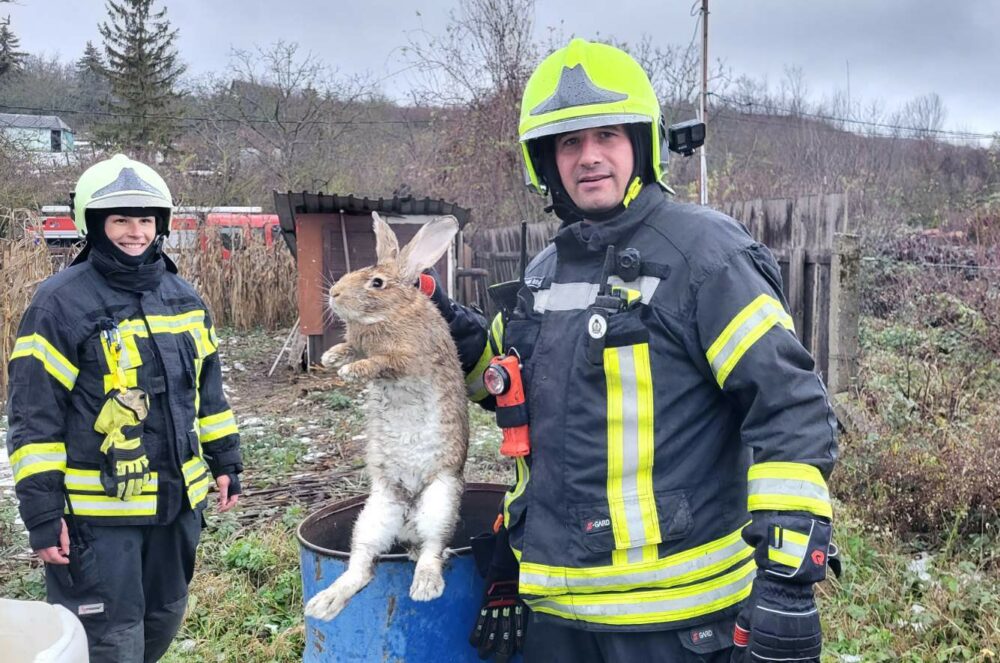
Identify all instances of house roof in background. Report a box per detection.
[0,113,73,131]
[272,191,471,258]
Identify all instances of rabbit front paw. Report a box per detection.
[321,343,354,368]
[338,359,377,382]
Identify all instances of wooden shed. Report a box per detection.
[273,192,472,365]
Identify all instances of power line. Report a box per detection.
[0,103,433,128]
[710,93,997,142]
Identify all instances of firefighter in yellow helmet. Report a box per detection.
[428,40,839,662]
[6,155,242,661]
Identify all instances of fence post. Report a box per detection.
[828,233,860,395]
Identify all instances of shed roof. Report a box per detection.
[272,191,471,258]
[0,113,72,131]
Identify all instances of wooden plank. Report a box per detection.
[788,246,806,335]
[296,214,325,336]
[814,262,832,381]
[828,233,861,394]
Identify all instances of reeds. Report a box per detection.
[1,210,54,402]
[174,227,297,331]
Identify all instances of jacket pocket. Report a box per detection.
[570,489,693,556]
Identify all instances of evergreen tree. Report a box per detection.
[97,0,186,152]
[75,41,113,123]
[0,15,27,79]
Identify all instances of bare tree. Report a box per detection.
[895,93,947,139]
[401,0,541,228]
[199,41,373,194]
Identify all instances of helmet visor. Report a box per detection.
[521,113,651,143]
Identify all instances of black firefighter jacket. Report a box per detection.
[451,185,838,631]
[6,255,241,539]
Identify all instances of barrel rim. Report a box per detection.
[296,482,509,560]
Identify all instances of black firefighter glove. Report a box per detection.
[468,524,527,662]
[418,267,457,322]
[733,512,839,663]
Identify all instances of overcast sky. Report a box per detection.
[6,1,1000,143]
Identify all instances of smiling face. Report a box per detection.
[104,214,157,256]
[554,124,634,215]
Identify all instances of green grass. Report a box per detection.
[821,506,1000,661]
[163,514,305,662]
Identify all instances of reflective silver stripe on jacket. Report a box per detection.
[533,276,661,313]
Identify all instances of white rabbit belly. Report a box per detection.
[362,376,448,494]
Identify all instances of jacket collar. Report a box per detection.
[552,185,665,256]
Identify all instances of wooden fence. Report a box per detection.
[468,193,860,394]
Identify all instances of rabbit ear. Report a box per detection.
[398,215,459,283]
[372,212,399,265]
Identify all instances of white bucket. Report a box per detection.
[0,598,89,662]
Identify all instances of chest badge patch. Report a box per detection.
[587,314,607,339]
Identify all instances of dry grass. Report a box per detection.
[174,227,297,331]
[1,210,54,402]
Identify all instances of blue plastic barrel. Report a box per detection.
[298,483,523,662]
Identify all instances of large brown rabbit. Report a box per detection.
[305,212,470,621]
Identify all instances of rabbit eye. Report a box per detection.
[370,277,385,288]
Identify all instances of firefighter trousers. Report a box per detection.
[523,612,738,663]
[44,508,202,663]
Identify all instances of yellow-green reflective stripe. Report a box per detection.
[748,462,832,519]
[749,494,832,519]
[768,527,810,572]
[198,410,238,443]
[490,313,505,353]
[10,442,66,483]
[519,525,751,595]
[706,294,794,388]
[604,344,659,557]
[66,494,157,516]
[147,311,215,356]
[146,311,206,331]
[769,548,802,569]
[182,456,210,507]
[65,469,159,493]
[504,456,530,530]
[187,476,211,506]
[11,334,79,390]
[183,457,208,481]
[605,347,628,548]
[465,341,495,402]
[525,559,755,626]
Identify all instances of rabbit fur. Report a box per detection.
[304,212,470,621]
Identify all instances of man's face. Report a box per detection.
[104,214,156,256]
[554,124,633,215]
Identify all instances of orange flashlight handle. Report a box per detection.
[492,355,530,457]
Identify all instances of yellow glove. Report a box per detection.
[95,388,151,500]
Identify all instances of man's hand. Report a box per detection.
[216,474,239,512]
[35,518,70,565]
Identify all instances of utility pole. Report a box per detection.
[700,0,709,205]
